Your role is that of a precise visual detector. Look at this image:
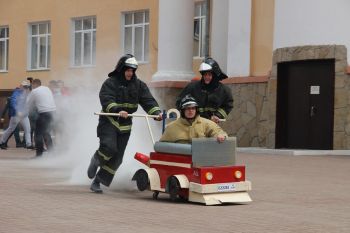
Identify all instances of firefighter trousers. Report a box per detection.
[94,124,130,187]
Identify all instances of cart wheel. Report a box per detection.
[133,170,149,191]
[168,177,180,201]
[153,191,159,200]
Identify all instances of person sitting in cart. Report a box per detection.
[160,95,227,144]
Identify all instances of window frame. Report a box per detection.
[193,1,207,58]
[27,21,51,71]
[122,10,149,63]
[71,16,97,68]
[0,26,9,72]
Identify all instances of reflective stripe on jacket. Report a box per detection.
[99,73,161,133]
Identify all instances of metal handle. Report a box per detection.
[94,112,159,118]
[310,106,316,117]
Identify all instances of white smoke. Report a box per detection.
[28,75,163,191]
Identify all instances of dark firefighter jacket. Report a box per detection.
[99,74,161,133]
[176,81,233,120]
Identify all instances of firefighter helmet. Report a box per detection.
[199,57,228,80]
[116,54,138,72]
[108,54,138,77]
[124,56,138,70]
[180,95,198,109]
[179,95,199,118]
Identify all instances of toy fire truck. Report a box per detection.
[132,137,252,205]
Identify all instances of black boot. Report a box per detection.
[90,178,103,193]
[87,155,100,179]
[0,143,7,150]
[26,145,35,150]
[16,142,25,148]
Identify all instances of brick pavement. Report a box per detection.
[0,147,350,233]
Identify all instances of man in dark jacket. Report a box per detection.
[87,54,162,193]
[176,57,233,123]
[0,81,33,150]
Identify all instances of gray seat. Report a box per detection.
[192,137,236,167]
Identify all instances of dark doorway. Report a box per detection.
[276,59,335,149]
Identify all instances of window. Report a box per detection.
[123,11,149,62]
[0,26,9,72]
[72,17,96,67]
[28,22,51,70]
[193,2,207,58]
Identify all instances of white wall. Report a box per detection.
[211,0,229,73]
[211,0,251,77]
[152,0,195,81]
[274,0,350,63]
[227,0,251,77]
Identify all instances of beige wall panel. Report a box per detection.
[192,58,202,78]
[250,0,274,76]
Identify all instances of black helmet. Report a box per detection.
[199,57,228,80]
[108,54,138,77]
[179,95,198,118]
[180,95,198,109]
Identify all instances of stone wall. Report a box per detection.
[221,83,267,147]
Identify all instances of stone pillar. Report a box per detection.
[152,0,195,81]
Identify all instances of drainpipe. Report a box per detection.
[204,0,210,57]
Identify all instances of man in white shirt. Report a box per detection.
[27,79,56,156]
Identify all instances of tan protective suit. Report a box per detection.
[160,115,227,144]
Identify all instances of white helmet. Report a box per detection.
[199,62,213,73]
[199,57,228,80]
[124,56,138,69]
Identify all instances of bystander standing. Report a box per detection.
[26,79,56,156]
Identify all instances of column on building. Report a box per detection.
[211,0,252,77]
[152,0,195,81]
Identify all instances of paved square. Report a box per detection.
[0,148,349,233]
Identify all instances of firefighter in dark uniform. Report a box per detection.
[87,54,162,193]
[176,57,233,123]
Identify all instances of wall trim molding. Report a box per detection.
[149,75,269,88]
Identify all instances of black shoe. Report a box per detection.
[26,145,35,150]
[16,143,25,148]
[90,179,103,193]
[87,156,100,179]
[0,143,7,150]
